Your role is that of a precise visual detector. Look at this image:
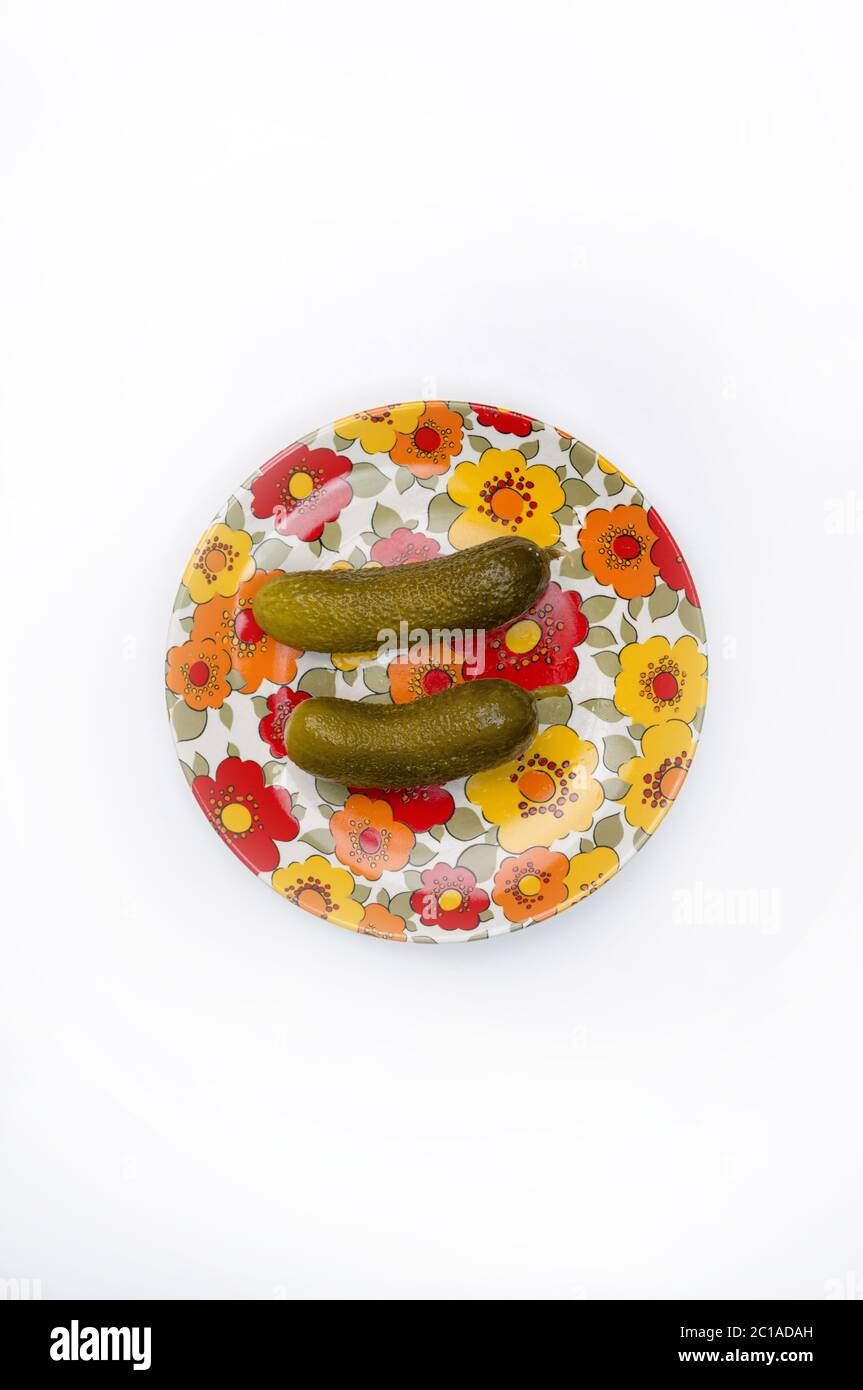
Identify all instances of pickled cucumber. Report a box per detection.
[287,680,538,788]
[252,536,550,652]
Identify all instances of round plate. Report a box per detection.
[166,401,707,943]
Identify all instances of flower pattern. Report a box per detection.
[466,725,604,853]
[183,522,255,604]
[250,443,353,543]
[258,686,311,758]
[192,570,300,694]
[614,636,707,725]
[192,756,298,873]
[334,402,424,454]
[410,864,489,931]
[492,848,569,923]
[168,400,706,941]
[618,721,697,833]
[578,504,659,599]
[448,448,565,549]
[330,795,415,881]
[389,402,463,478]
[471,582,588,689]
[166,636,232,709]
[272,854,364,930]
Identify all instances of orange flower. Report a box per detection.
[389,401,463,478]
[330,794,415,881]
[388,644,466,703]
[359,903,407,941]
[492,848,569,923]
[192,570,300,694]
[578,504,659,599]
[165,636,232,710]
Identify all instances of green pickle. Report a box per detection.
[287,681,539,789]
[252,536,550,652]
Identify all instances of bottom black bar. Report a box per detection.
[2,1299,861,1373]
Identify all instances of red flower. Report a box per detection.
[470,582,588,689]
[192,756,298,873]
[259,686,311,758]
[250,443,352,543]
[409,863,489,932]
[370,528,441,566]
[470,403,533,438]
[648,507,700,607]
[347,783,455,834]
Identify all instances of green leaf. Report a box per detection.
[602,777,630,802]
[429,824,444,841]
[226,742,240,759]
[359,692,391,704]
[581,595,615,622]
[320,520,342,552]
[569,442,597,476]
[179,761,196,786]
[409,842,436,866]
[298,667,337,698]
[468,434,492,453]
[456,843,499,882]
[628,597,644,620]
[300,828,335,853]
[586,625,615,649]
[627,723,646,741]
[362,664,390,694]
[307,539,322,557]
[594,813,624,850]
[375,888,390,908]
[593,649,622,678]
[633,826,649,851]
[648,584,679,620]
[559,550,589,580]
[579,836,594,854]
[252,696,270,718]
[342,668,358,686]
[191,751,209,778]
[173,583,191,611]
[218,703,234,729]
[225,496,244,530]
[564,478,598,507]
[371,502,401,539]
[251,530,266,544]
[603,471,625,496]
[630,490,644,507]
[262,761,284,786]
[427,492,463,532]
[580,697,625,723]
[447,807,485,840]
[396,469,414,493]
[555,504,574,527]
[519,439,539,460]
[254,538,291,570]
[603,734,636,772]
[388,891,416,920]
[404,870,424,892]
[179,615,194,633]
[350,461,388,496]
[620,616,637,645]
[226,668,246,691]
[352,884,371,904]
[171,702,207,742]
[448,401,472,419]
[535,692,573,726]
[692,704,707,735]
[315,778,348,807]
[678,597,706,640]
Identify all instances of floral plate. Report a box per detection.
[166,401,707,943]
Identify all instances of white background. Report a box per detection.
[2,0,862,1300]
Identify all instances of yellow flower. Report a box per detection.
[561,846,619,908]
[447,448,565,550]
[334,402,424,454]
[272,854,364,930]
[597,454,634,486]
[467,724,603,852]
[614,635,707,725]
[183,522,255,604]
[619,720,696,833]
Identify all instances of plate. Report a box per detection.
[166,400,707,942]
